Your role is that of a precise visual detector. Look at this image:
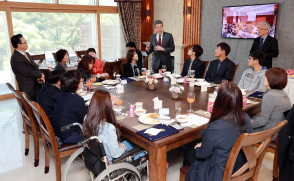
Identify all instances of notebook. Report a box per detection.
[136,124,179,142]
[248,91,264,99]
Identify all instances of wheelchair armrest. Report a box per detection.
[112,146,143,164]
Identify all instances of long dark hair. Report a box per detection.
[209,82,247,133]
[82,89,120,140]
[78,55,94,75]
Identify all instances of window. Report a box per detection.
[8,0,55,3]
[12,12,98,63]
[100,13,120,61]
[0,12,15,95]
[99,0,117,6]
[59,0,97,5]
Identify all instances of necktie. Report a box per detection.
[24,53,33,64]
[216,62,222,73]
[259,38,263,50]
[158,35,162,46]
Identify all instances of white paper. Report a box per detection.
[201,84,208,92]
[153,97,159,101]
[81,93,93,101]
[121,80,128,84]
[144,128,162,136]
[171,77,176,85]
[187,114,209,126]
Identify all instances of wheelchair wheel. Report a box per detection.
[62,147,94,181]
[95,163,141,181]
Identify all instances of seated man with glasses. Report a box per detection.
[250,21,279,69]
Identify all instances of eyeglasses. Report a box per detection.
[257,28,267,31]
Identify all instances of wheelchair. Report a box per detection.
[61,123,149,181]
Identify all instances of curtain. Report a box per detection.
[114,0,142,50]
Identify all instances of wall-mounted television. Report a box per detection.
[222,3,279,39]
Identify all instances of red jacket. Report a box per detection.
[93,58,104,75]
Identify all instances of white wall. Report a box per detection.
[154,0,183,45]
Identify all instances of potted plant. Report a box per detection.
[145,76,158,90]
[169,84,184,98]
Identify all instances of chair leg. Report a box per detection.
[180,172,186,181]
[55,155,62,181]
[273,142,279,181]
[33,135,39,167]
[43,137,50,174]
[24,127,29,156]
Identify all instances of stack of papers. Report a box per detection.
[187,114,209,126]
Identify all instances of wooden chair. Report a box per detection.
[118,58,128,78]
[75,50,87,59]
[201,61,209,78]
[253,138,279,181]
[23,93,80,181]
[31,54,46,66]
[6,83,41,167]
[103,61,122,79]
[179,120,287,181]
[231,64,239,82]
[52,53,57,63]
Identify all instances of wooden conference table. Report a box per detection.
[110,79,261,181]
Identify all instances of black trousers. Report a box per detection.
[183,146,197,166]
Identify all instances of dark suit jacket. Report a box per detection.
[250,35,279,68]
[123,61,142,77]
[205,58,235,84]
[181,58,205,78]
[148,32,175,70]
[185,113,253,181]
[278,104,294,181]
[10,49,42,100]
[136,49,143,65]
[54,62,65,71]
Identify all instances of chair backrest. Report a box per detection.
[230,64,239,82]
[119,58,128,78]
[223,120,287,181]
[40,69,51,83]
[202,61,209,78]
[31,54,46,65]
[22,93,61,158]
[103,61,122,79]
[52,53,57,63]
[75,50,87,59]
[6,83,38,134]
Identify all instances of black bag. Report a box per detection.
[82,140,106,176]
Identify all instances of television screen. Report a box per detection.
[222,3,278,39]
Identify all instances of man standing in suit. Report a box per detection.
[250,21,279,68]
[205,42,235,84]
[145,20,175,73]
[10,34,45,101]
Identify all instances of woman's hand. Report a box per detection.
[194,142,202,149]
[119,143,127,151]
[96,74,102,78]
[102,73,109,77]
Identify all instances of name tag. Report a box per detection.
[159,108,169,116]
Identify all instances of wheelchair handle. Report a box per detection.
[61,123,83,132]
[77,136,103,147]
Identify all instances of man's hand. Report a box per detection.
[194,142,202,149]
[154,45,164,51]
[145,45,150,52]
[119,143,127,151]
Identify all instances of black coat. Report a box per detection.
[136,49,143,65]
[205,58,235,84]
[250,35,279,69]
[123,61,142,77]
[37,82,61,122]
[278,104,294,181]
[10,50,42,101]
[185,114,253,181]
[148,32,175,70]
[54,62,65,71]
[181,58,205,78]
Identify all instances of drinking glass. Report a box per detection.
[86,78,92,92]
[187,92,195,112]
[115,94,123,114]
[190,70,195,79]
[162,65,167,72]
[175,101,181,115]
[90,75,96,83]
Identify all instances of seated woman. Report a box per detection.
[78,55,102,82]
[82,89,145,164]
[183,82,253,181]
[87,48,107,79]
[252,67,291,140]
[124,49,142,77]
[54,49,69,71]
[37,70,65,122]
[52,70,87,144]
[181,44,205,78]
